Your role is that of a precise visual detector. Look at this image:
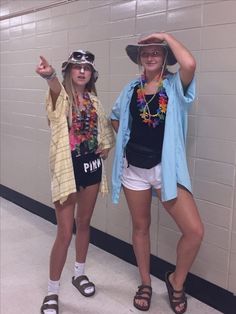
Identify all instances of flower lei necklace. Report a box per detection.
[137,74,168,128]
[69,91,98,154]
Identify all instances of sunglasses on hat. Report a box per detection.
[69,51,95,63]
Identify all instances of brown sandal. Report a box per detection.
[72,275,95,297]
[40,294,58,314]
[133,284,152,311]
[165,272,187,314]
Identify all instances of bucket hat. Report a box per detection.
[126,42,177,66]
[61,50,98,81]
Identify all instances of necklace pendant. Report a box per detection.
[137,75,168,128]
[140,112,146,119]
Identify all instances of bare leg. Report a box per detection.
[123,187,152,309]
[157,186,204,313]
[75,183,100,262]
[50,193,77,280]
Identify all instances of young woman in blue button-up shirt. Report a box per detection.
[110,32,204,314]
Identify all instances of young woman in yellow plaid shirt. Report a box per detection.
[36,50,114,314]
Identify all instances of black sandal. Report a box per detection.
[40,294,58,314]
[72,275,95,297]
[133,284,152,311]
[165,272,187,314]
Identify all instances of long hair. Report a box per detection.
[62,64,98,126]
[62,64,97,99]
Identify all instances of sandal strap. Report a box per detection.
[165,271,187,314]
[136,290,152,298]
[42,294,58,303]
[138,284,152,291]
[41,303,58,311]
[75,275,89,284]
[134,295,151,302]
[72,275,95,297]
[133,285,152,311]
[137,284,152,295]
[41,294,58,313]
[172,294,187,302]
[72,275,95,288]
[135,285,152,299]
[80,282,95,289]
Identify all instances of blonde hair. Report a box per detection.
[62,64,98,126]
[63,64,97,96]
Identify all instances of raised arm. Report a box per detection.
[36,56,62,106]
[139,32,196,88]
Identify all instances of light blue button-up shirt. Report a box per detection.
[110,71,195,204]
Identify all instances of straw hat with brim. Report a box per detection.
[126,42,177,66]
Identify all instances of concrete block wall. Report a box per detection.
[1,0,235,294]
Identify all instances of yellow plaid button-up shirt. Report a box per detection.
[46,84,114,204]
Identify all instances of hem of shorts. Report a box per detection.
[76,180,101,191]
[121,181,153,191]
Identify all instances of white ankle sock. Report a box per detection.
[74,262,85,278]
[42,279,60,314]
[74,262,94,294]
[48,279,60,295]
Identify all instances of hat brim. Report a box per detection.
[61,60,97,73]
[126,43,177,66]
[61,60,98,82]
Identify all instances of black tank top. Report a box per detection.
[129,84,168,154]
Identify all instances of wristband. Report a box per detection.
[40,68,57,81]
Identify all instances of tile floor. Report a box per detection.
[0,197,222,314]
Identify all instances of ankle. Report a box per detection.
[141,275,151,287]
[48,279,60,295]
[169,272,183,291]
[74,261,85,279]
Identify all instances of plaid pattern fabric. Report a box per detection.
[46,84,114,204]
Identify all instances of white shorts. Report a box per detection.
[121,158,162,191]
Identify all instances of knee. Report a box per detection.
[56,228,73,247]
[76,216,91,230]
[196,222,204,240]
[133,221,151,237]
[189,223,204,244]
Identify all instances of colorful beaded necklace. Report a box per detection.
[69,92,98,155]
[137,74,168,128]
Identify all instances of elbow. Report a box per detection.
[187,57,196,72]
[181,58,196,78]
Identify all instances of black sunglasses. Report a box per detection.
[70,51,95,63]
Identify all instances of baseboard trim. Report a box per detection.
[1,184,235,313]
